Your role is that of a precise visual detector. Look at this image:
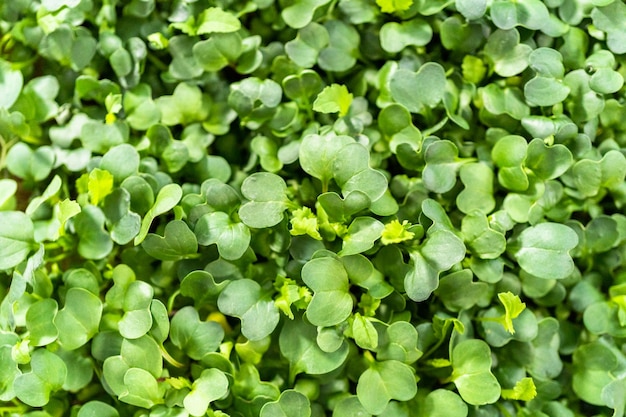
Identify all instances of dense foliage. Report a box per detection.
[1,0,626,416]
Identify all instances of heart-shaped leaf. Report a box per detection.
[0,211,35,270]
[218,279,280,340]
[14,349,67,407]
[483,29,532,77]
[239,172,289,228]
[301,256,353,327]
[279,315,349,378]
[143,220,198,261]
[260,389,311,417]
[184,368,230,416]
[0,59,23,109]
[514,222,579,279]
[405,229,466,301]
[170,306,224,360]
[356,360,417,414]
[339,216,384,256]
[379,19,432,53]
[195,212,250,260]
[54,287,103,350]
[451,339,501,405]
[390,62,447,113]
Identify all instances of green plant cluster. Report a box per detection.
[1,0,626,416]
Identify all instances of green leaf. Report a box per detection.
[422,140,463,193]
[380,19,432,53]
[501,377,537,401]
[77,401,120,417]
[73,205,113,260]
[118,280,154,339]
[285,24,329,68]
[524,77,570,107]
[376,0,413,13]
[100,144,140,183]
[134,183,182,245]
[25,298,59,346]
[514,223,578,279]
[456,0,486,20]
[405,230,466,302]
[318,20,360,73]
[483,29,532,77]
[170,306,224,360]
[282,0,332,29]
[54,287,103,350]
[239,172,289,229]
[194,211,250,260]
[451,339,501,405]
[6,143,55,182]
[0,211,34,270]
[313,84,353,117]
[356,360,417,414]
[457,163,496,215]
[299,133,354,188]
[340,217,384,256]
[143,220,198,261]
[14,349,67,407]
[377,321,422,364]
[260,390,311,417]
[333,143,388,202]
[279,315,349,378]
[490,0,550,30]
[390,63,447,113]
[351,313,378,350]
[0,59,24,109]
[498,292,526,334]
[301,257,353,327]
[218,279,280,340]
[184,369,230,417]
[421,389,468,417]
[197,7,241,34]
[525,139,573,180]
[119,367,162,408]
[491,135,529,192]
[461,212,506,259]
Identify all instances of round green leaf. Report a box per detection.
[422,390,468,417]
[25,298,59,346]
[14,349,67,407]
[380,19,432,53]
[218,279,280,341]
[356,360,417,415]
[77,401,120,417]
[0,211,35,270]
[195,212,250,260]
[390,63,447,113]
[143,220,198,261]
[54,287,103,350]
[515,223,578,279]
[279,316,349,378]
[260,390,311,417]
[100,144,140,183]
[451,339,501,405]
[184,369,230,417]
[170,306,224,360]
[524,76,570,107]
[301,257,353,327]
